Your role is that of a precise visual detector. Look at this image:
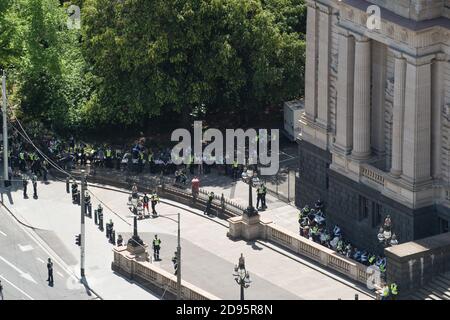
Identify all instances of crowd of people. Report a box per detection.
[298,200,387,278]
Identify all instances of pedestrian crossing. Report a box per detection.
[409,272,450,300]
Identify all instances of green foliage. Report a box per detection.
[2,0,306,131]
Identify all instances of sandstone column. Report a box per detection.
[402,57,432,183]
[316,4,331,128]
[304,1,318,121]
[335,31,355,154]
[352,37,371,160]
[431,56,445,179]
[390,55,406,177]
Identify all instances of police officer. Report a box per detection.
[390,283,398,300]
[151,192,159,217]
[47,258,54,285]
[381,284,390,300]
[256,185,263,209]
[261,183,267,209]
[204,192,214,215]
[22,175,29,199]
[32,174,38,199]
[152,235,161,261]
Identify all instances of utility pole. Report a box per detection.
[1,70,8,187]
[177,212,182,300]
[80,171,86,278]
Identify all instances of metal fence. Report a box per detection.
[261,168,297,203]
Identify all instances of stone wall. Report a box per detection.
[363,0,445,21]
[296,139,332,209]
[112,246,220,300]
[385,232,450,296]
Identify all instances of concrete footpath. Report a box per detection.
[1,179,373,300]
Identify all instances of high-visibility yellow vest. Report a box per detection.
[106,149,112,157]
[390,284,398,295]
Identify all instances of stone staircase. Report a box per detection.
[409,272,450,300]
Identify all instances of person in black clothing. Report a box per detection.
[204,192,214,215]
[47,258,54,285]
[22,176,28,199]
[32,175,38,199]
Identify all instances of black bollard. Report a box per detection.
[87,204,92,218]
[94,209,98,225]
[98,213,104,231]
[66,178,70,193]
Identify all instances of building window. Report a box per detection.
[372,203,382,228]
[359,196,369,221]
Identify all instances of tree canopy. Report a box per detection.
[1,0,306,133]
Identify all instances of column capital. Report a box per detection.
[388,47,406,59]
[316,2,331,14]
[350,33,370,42]
[403,53,436,66]
[305,0,317,9]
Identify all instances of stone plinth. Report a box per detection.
[385,232,450,296]
[228,214,272,241]
[126,242,149,261]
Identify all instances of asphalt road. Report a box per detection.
[0,206,92,300]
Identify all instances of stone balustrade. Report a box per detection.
[228,215,379,291]
[112,246,219,300]
[360,165,385,186]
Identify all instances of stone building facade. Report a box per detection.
[297,0,450,252]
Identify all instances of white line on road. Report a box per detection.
[0,255,38,284]
[57,271,64,278]
[36,257,45,264]
[18,244,34,252]
[0,275,35,300]
[0,230,7,236]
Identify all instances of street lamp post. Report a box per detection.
[241,169,258,217]
[233,253,251,300]
[127,205,144,248]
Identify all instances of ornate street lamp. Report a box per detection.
[241,168,259,217]
[377,215,398,247]
[127,205,144,248]
[233,253,251,300]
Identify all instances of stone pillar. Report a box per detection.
[371,42,386,156]
[402,56,432,184]
[335,31,355,154]
[304,2,318,121]
[316,4,331,128]
[431,56,445,179]
[352,37,371,160]
[390,55,406,177]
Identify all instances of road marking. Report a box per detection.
[36,257,45,264]
[18,244,34,252]
[0,275,35,300]
[57,271,64,278]
[0,230,6,236]
[0,255,38,284]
